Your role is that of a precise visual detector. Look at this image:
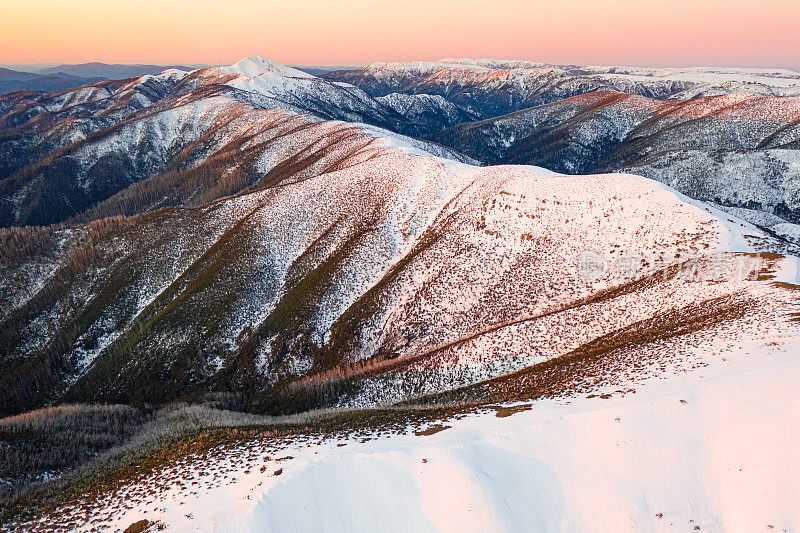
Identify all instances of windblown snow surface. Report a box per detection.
[23,317,800,532]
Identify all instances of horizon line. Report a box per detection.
[3,57,800,74]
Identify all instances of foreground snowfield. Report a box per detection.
[243,343,800,533]
[40,284,798,532]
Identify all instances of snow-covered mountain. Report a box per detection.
[2,56,800,532]
[325,59,800,118]
[2,56,798,418]
[437,90,800,226]
[0,57,469,227]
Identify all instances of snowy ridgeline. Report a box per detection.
[328,59,800,115]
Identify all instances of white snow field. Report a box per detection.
[236,340,800,533]
[33,316,800,533]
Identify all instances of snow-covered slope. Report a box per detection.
[2,122,797,417]
[12,271,800,531]
[438,90,800,224]
[376,92,480,135]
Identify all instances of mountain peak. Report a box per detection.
[227,56,315,79]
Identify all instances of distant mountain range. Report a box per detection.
[0,68,103,94]
[323,60,800,228]
[290,65,360,76]
[0,63,360,95]
[437,90,800,225]
[0,63,204,95]
[324,60,800,117]
[35,62,203,79]
[4,57,800,229]
[3,58,800,230]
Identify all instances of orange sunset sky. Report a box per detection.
[2,0,799,68]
